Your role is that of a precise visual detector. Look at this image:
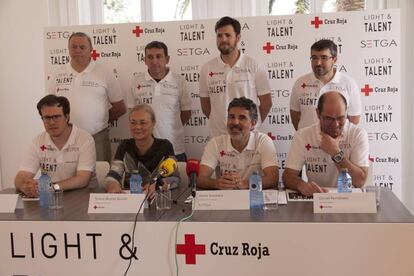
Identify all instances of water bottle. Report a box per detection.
[337,168,352,193]
[130,172,142,194]
[249,171,264,209]
[39,171,52,208]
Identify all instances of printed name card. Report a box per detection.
[0,194,19,213]
[88,193,146,213]
[195,190,249,210]
[313,192,377,213]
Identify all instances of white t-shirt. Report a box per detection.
[19,125,96,183]
[290,71,361,130]
[201,131,279,180]
[285,121,369,187]
[128,70,192,154]
[47,61,124,135]
[199,53,271,137]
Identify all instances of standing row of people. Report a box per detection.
[15,16,367,198]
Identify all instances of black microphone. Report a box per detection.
[186,159,200,197]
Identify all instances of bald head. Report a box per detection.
[317,91,348,138]
[317,91,347,113]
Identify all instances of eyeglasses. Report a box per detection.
[320,115,346,125]
[129,120,149,127]
[41,114,63,122]
[310,55,334,62]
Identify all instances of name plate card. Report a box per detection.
[195,190,249,210]
[0,194,19,213]
[88,193,146,214]
[313,192,377,213]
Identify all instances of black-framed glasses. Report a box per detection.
[320,115,346,125]
[41,114,63,122]
[310,55,334,62]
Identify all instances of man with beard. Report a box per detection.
[283,91,369,196]
[199,16,272,137]
[290,39,361,130]
[197,97,278,190]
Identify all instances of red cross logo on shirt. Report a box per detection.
[319,204,324,209]
[267,132,276,140]
[305,144,312,151]
[262,42,275,54]
[220,150,226,157]
[132,26,144,37]
[136,84,142,90]
[91,50,100,61]
[176,234,206,265]
[361,84,373,96]
[40,145,47,151]
[208,71,215,77]
[311,17,323,29]
[301,83,307,89]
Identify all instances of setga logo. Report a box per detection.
[176,234,270,265]
[360,39,397,48]
[177,48,210,56]
[46,31,71,39]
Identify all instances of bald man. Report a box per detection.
[283,91,369,196]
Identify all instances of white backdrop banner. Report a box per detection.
[44,9,401,197]
[1,221,414,275]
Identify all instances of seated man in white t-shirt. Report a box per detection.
[197,97,279,190]
[283,91,369,196]
[15,95,96,198]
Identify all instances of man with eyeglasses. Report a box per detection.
[283,91,368,196]
[14,95,96,198]
[290,39,361,131]
[197,97,278,190]
[47,32,126,162]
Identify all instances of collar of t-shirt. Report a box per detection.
[145,68,172,83]
[225,131,256,153]
[311,68,341,85]
[216,51,245,69]
[66,60,96,75]
[44,124,78,151]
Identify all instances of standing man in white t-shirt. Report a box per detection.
[128,41,192,161]
[290,39,361,130]
[15,95,96,198]
[199,16,272,137]
[47,32,126,162]
[283,91,369,196]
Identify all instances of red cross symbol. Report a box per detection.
[176,234,206,265]
[369,154,374,162]
[132,26,144,37]
[319,204,324,209]
[361,84,373,96]
[91,50,100,61]
[208,71,215,77]
[262,42,274,54]
[311,17,323,29]
[136,84,141,90]
[40,145,46,151]
[267,132,276,140]
[305,144,312,151]
[94,205,97,209]
[301,83,307,89]
[220,150,226,157]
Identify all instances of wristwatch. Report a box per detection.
[331,150,344,164]
[53,183,61,191]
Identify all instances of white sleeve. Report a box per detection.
[106,67,124,103]
[254,63,271,96]
[258,134,278,169]
[127,74,138,109]
[290,78,302,112]
[349,128,369,167]
[77,134,96,172]
[285,131,306,171]
[19,138,41,174]
[200,138,219,170]
[178,75,193,111]
[199,63,209,98]
[346,77,362,116]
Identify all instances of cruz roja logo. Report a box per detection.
[176,234,270,265]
